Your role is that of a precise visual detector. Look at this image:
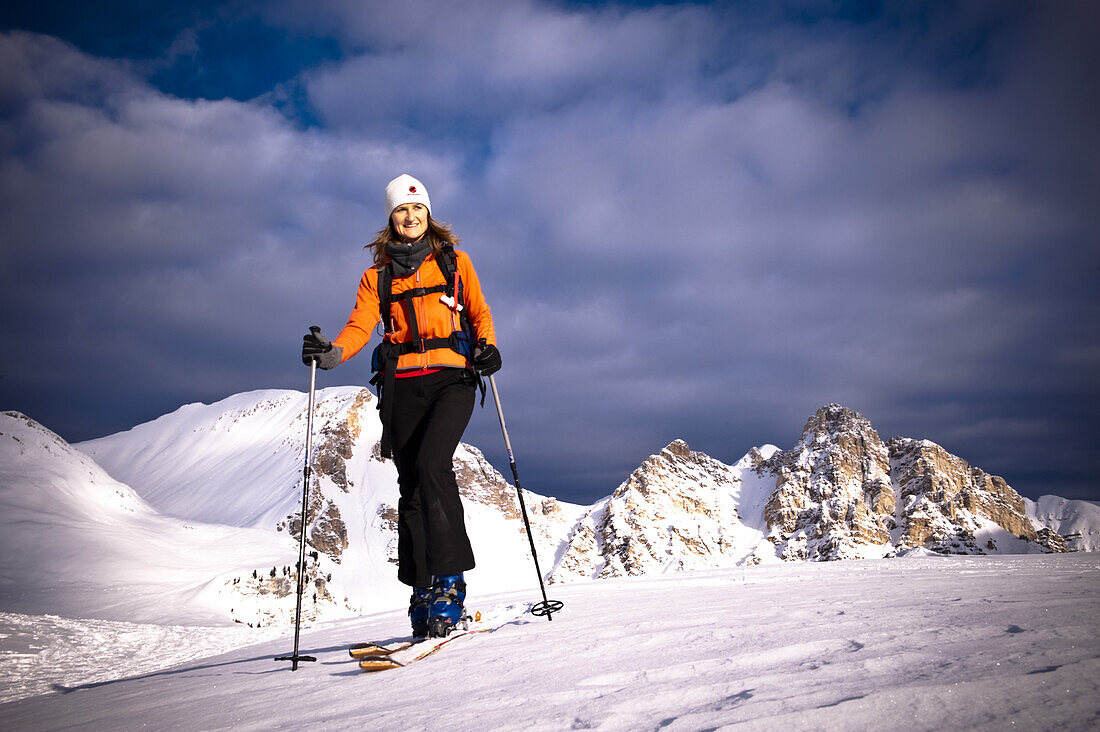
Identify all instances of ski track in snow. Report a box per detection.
[2,554,1099,731]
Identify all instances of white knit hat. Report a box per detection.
[384,174,431,217]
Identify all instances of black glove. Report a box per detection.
[473,341,501,376]
[301,326,342,370]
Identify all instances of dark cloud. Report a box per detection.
[1,1,1097,505]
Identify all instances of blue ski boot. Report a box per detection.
[408,586,432,638]
[428,574,467,638]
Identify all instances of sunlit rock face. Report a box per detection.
[762,405,895,561]
[551,440,753,581]
[889,437,1041,554]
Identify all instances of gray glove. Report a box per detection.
[301,326,343,370]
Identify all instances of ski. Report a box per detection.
[348,640,418,659]
[348,604,532,673]
[357,624,489,673]
[347,610,476,664]
[359,655,405,672]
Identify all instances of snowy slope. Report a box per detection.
[1027,495,1100,552]
[75,388,418,626]
[4,399,1100,727]
[78,388,371,529]
[1,554,1097,729]
[0,412,294,624]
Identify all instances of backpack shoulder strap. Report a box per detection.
[377,263,394,333]
[436,244,458,288]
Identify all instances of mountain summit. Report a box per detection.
[763,404,896,560]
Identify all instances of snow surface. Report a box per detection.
[2,554,1098,730]
[0,612,285,704]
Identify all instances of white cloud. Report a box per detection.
[1,0,1097,502]
[295,0,719,132]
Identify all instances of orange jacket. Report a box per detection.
[332,249,496,372]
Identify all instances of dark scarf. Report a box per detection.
[385,239,433,278]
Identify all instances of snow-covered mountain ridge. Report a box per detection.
[2,395,1096,629]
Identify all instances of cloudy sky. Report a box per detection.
[1,1,1097,506]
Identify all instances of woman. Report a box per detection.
[301,174,501,638]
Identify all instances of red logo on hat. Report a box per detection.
[409,186,418,193]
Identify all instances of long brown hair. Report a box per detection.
[365,216,461,266]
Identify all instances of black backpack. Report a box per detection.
[369,244,483,457]
[371,244,475,368]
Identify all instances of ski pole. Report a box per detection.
[487,374,564,621]
[276,344,321,670]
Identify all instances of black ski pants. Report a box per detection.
[390,368,477,588]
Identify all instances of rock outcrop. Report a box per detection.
[275,390,376,562]
[454,444,521,520]
[751,405,1064,561]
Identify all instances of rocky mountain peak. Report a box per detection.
[762,405,895,560]
[547,400,1086,582]
[550,439,754,581]
[800,403,876,442]
[662,439,692,461]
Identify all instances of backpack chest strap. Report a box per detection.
[390,284,449,303]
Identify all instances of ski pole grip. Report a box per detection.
[307,326,325,365]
